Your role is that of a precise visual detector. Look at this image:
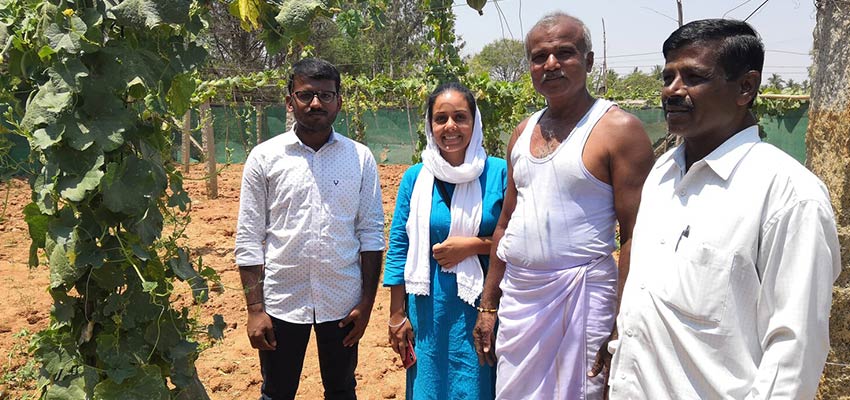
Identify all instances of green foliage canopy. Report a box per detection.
[468,38,527,82]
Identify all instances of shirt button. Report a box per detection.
[660,239,666,245]
[620,374,626,380]
[626,329,634,337]
[678,189,685,196]
[640,283,646,290]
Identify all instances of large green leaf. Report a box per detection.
[65,109,130,152]
[32,123,65,150]
[47,58,90,92]
[94,45,158,96]
[49,289,77,327]
[33,162,59,215]
[24,202,49,266]
[43,371,93,400]
[166,73,195,116]
[167,172,190,211]
[92,365,170,400]
[166,340,198,388]
[144,317,181,353]
[168,248,208,302]
[46,208,84,289]
[43,15,87,54]
[108,0,191,29]
[81,7,105,45]
[46,144,104,202]
[96,334,137,384]
[21,80,73,131]
[90,260,128,291]
[102,157,164,216]
[128,203,164,246]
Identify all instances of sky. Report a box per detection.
[454,0,815,83]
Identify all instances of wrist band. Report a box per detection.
[476,306,498,313]
[388,316,408,328]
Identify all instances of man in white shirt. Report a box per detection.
[235,58,385,400]
[608,19,841,399]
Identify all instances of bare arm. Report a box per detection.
[588,109,654,377]
[387,285,414,363]
[239,265,276,351]
[341,250,383,347]
[473,119,524,366]
[432,236,493,268]
[607,111,654,313]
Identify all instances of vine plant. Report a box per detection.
[2,0,225,398]
[0,0,396,398]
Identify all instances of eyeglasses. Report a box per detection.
[292,90,338,104]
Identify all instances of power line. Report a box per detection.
[766,50,810,56]
[744,0,771,21]
[518,0,523,39]
[607,51,661,59]
[722,0,756,18]
[640,6,679,24]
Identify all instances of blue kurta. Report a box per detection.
[383,157,507,400]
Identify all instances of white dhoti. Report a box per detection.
[495,255,617,400]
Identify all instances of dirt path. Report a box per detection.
[0,163,409,399]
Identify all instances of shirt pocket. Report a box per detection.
[324,173,361,220]
[655,243,731,324]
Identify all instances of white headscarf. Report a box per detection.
[404,102,488,305]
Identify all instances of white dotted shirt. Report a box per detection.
[234,129,385,324]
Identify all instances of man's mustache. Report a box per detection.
[541,70,565,82]
[662,97,694,111]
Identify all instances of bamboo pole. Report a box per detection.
[200,101,218,199]
[181,110,191,174]
[256,103,265,144]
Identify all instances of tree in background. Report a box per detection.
[309,0,428,78]
[468,38,527,82]
[766,72,785,90]
[808,0,850,397]
[201,1,289,79]
[650,64,663,80]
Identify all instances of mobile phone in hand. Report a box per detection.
[403,337,417,369]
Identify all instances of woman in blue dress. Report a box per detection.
[383,82,507,399]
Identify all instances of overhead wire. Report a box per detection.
[493,0,515,39]
[744,0,771,21]
[722,0,756,18]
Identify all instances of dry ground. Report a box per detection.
[0,163,409,399]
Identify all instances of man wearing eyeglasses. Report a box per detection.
[235,58,385,400]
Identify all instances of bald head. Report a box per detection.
[525,12,592,58]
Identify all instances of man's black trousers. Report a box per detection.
[258,316,357,400]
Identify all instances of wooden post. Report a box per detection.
[181,110,191,174]
[256,103,265,144]
[676,0,683,27]
[601,18,608,95]
[200,101,217,199]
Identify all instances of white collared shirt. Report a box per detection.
[609,126,840,399]
[235,129,385,324]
